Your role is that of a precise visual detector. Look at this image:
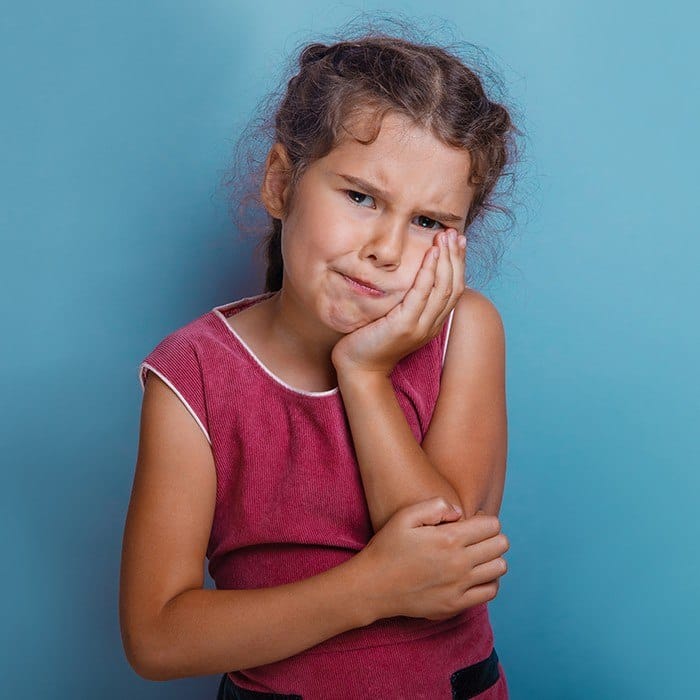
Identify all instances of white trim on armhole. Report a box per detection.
[441,307,456,368]
[138,362,212,446]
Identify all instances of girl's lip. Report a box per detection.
[340,272,386,296]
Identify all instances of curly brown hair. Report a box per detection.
[219,15,527,291]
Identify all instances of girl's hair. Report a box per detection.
[220,15,528,291]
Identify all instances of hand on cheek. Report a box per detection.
[331,227,467,376]
[409,227,466,333]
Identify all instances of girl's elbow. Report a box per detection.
[127,646,172,682]
[121,621,172,682]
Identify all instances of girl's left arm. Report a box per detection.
[336,289,507,533]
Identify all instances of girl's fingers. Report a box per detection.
[458,232,467,271]
[394,228,464,338]
[419,229,456,329]
[451,231,466,298]
[437,230,454,293]
[440,229,466,310]
[395,243,440,324]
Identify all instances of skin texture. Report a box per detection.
[253,109,474,387]
[119,108,509,681]
[257,109,507,526]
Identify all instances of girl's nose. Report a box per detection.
[361,219,404,268]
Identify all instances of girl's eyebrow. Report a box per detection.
[334,172,465,225]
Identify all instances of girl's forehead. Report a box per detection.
[331,111,470,173]
[325,115,472,191]
[318,139,472,219]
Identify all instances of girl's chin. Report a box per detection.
[323,284,404,332]
[325,305,384,334]
[327,316,372,335]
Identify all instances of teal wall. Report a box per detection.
[2,1,697,697]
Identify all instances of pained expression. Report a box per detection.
[278,112,474,334]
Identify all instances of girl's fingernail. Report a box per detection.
[459,235,466,249]
[432,247,439,260]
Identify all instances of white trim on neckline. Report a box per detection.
[211,292,340,398]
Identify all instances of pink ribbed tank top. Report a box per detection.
[138,291,508,699]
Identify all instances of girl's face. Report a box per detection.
[271,111,474,335]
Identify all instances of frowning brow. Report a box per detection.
[334,172,465,225]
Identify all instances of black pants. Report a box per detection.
[216,673,302,700]
[215,646,500,699]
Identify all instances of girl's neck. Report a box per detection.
[262,289,343,383]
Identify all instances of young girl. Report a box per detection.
[121,29,518,700]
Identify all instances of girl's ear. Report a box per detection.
[261,143,293,219]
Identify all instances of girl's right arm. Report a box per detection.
[119,373,378,681]
[120,372,508,681]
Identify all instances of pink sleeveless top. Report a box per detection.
[138,292,508,699]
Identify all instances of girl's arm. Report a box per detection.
[121,374,380,681]
[336,289,507,532]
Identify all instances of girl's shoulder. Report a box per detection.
[447,289,504,350]
[437,287,506,400]
[141,292,274,367]
[439,288,505,379]
[135,298,252,445]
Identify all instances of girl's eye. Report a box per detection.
[346,190,375,207]
[414,215,446,231]
[345,191,446,231]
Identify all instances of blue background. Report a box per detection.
[2,1,697,698]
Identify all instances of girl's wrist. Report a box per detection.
[332,347,394,380]
[335,364,391,391]
[348,545,393,624]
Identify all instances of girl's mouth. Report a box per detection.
[339,272,386,297]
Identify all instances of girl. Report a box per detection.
[121,29,518,700]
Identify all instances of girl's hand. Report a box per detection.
[357,497,509,622]
[331,228,467,376]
